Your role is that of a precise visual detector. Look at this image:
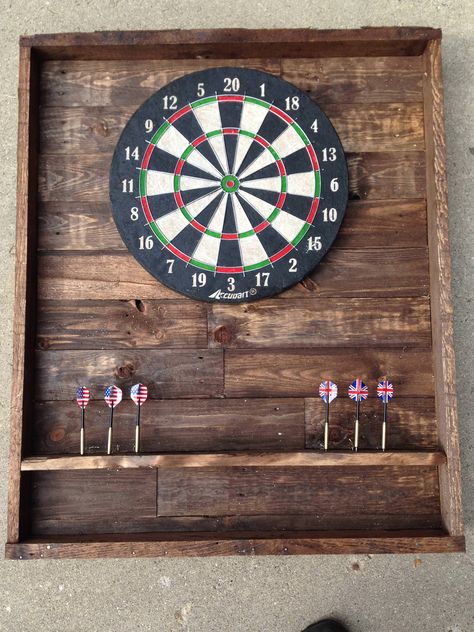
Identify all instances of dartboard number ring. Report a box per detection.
[110,67,348,302]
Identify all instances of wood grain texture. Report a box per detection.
[6,534,465,560]
[24,513,445,537]
[7,46,39,544]
[32,398,305,454]
[21,452,446,472]
[423,41,463,536]
[157,466,440,518]
[35,349,223,400]
[38,248,430,300]
[209,298,431,349]
[225,349,434,398]
[37,299,208,349]
[40,58,281,107]
[282,56,424,104]
[38,151,426,202]
[305,397,438,450]
[37,199,427,251]
[24,28,439,62]
[30,470,158,535]
[39,103,424,154]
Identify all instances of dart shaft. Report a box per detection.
[324,401,329,451]
[107,408,114,455]
[354,400,360,452]
[80,407,85,456]
[135,404,141,453]
[382,421,386,452]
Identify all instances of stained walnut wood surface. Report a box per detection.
[23,45,448,543]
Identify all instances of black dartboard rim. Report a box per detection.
[109,67,348,303]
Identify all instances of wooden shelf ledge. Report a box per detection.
[21,450,447,471]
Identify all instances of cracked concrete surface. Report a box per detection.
[0,1,472,630]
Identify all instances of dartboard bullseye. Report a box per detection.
[110,67,348,302]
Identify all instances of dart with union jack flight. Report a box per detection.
[75,386,90,455]
[318,380,338,451]
[348,379,368,452]
[104,385,122,455]
[377,379,394,451]
[130,383,148,453]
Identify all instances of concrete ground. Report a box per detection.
[0,1,473,630]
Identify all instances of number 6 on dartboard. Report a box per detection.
[110,67,348,303]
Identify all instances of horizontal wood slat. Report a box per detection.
[209,297,431,349]
[39,103,424,154]
[40,59,281,107]
[225,349,434,398]
[305,397,438,450]
[22,452,446,471]
[35,349,224,400]
[7,533,464,560]
[38,248,430,300]
[33,398,305,454]
[157,466,440,518]
[37,299,208,350]
[38,151,426,202]
[30,470,157,535]
[282,56,423,104]
[37,199,427,251]
[40,55,423,108]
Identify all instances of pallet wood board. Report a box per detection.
[6,28,464,559]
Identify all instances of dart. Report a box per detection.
[348,379,368,452]
[377,379,394,451]
[130,383,148,453]
[75,386,90,455]
[318,380,338,451]
[104,385,122,455]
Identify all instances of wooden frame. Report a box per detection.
[5,28,464,559]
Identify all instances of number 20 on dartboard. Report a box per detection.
[110,67,348,303]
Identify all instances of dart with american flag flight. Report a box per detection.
[130,383,148,453]
[75,386,90,455]
[318,380,338,451]
[377,379,394,452]
[348,379,368,452]
[104,385,123,455]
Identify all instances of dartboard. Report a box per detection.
[110,67,348,302]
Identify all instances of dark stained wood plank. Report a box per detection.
[225,349,434,398]
[7,534,465,560]
[27,511,443,537]
[37,199,427,251]
[37,299,208,350]
[35,349,223,400]
[335,199,427,248]
[40,58,281,107]
[26,28,439,62]
[328,103,425,152]
[305,397,438,450]
[38,252,178,300]
[37,151,426,202]
[39,103,424,154]
[210,298,431,349]
[346,152,425,200]
[7,46,40,545]
[282,56,424,104]
[38,248,429,300]
[423,41,463,537]
[157,466,440,518]
[30,470,158,535]
[32,398,305,454]
[22,452,446,471]
[283,247,429,299]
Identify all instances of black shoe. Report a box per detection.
[302,620,350,632]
